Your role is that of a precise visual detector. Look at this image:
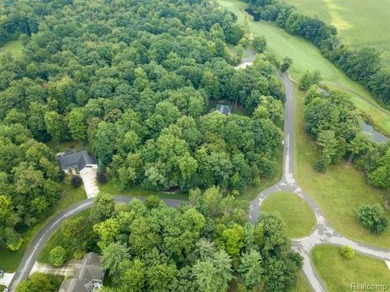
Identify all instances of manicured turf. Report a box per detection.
[261,192,316,238]
[0,40,23,58]
[215,0,390,136]
[283,0,390,67]
[38,211,90,264]
[288,272,312,292]
[311,244,390,291]
[294,85,390,248]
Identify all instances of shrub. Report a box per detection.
[357,204,388,234]
[340,246,355,259]
[299,70,322,91]
[49,246,67,267]
[96,169,108,184]
[71,174,83,188]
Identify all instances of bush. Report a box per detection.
[49,246,67,267]
[252,36,267,53]
[96,169,108,184]
[314,159,328,173]
[357,204,388,234]
[71,174,83,188]
[299,70,322,91]
[340,246,355,259]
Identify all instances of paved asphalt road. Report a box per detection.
[7,62,390,291]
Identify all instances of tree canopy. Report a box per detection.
[91,189,302,291]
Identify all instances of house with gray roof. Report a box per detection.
[56,150,97,174]
[216,104,232,115]
[59,253,104,292]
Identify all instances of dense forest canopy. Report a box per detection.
[0,0,285,250]
[28,191,302,291]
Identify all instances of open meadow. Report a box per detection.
[283,0,390,67]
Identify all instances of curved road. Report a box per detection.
[7,67,390,291]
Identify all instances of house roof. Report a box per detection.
[59,253,104,292]
[59,279,87,292]
[216,104,232,115]
[56,150,97,171]
[73,252,104,284]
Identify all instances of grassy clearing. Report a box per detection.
[0,285,6,291]
[0,40,23,58]
[215,0,390,136]
[46,140,90,154]
[283,0,390,67]
[98,180,189,201]
[288,272,312,292]
[0,178,86,272]
[38,211,90,264]
[311,244,390,291]
[260,192,316,238]
[294,85,390,248]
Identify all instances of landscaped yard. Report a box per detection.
[294,85,390,248]
[260,192,316,238]
[288,272,312,292]
[0,40,23,58]
[38,211,90,264]
[214,0,390,137]
[311,244,390,291]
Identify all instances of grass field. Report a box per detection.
[0,181,86,272]
[0,40,23,58]
[294,85,390,248]
[288,272,312,292]
[260,192,316,238]
[215,0,390,136]
[283,0,390,67]
[311,244,390,291]
[38,211,90,264]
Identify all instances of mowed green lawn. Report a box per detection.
[215,0,390,136]
[283,0,390,67]
[261,192,316,238]
[312,244,390,291]
[294,86,390,248]
[38,210,90,264]
[0,40,23,58]
[288,272,312,292]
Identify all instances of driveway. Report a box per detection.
[30,262,75,277]
[0,272,14,288]
[79,167,99,198]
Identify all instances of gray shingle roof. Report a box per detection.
[73,253,104,284]
[216,104,232,115]
[56,150,97,171]
[59,253,104,292]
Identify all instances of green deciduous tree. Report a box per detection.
[102,243,129,275]
[16,273,56,292]
[49,246,67,267]
[357,204,388,233]
[238,249,263,288]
